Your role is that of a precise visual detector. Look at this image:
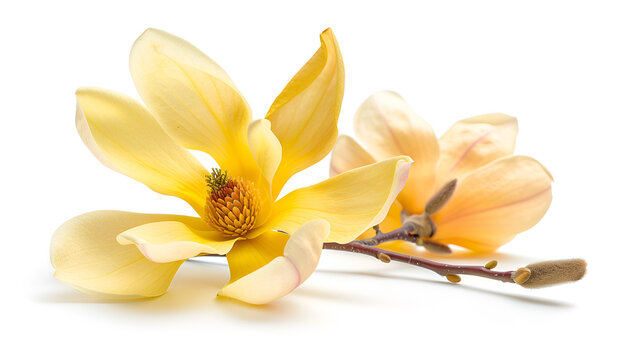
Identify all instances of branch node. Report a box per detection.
[446,274,461,283]
[484,260,498,270]
[377,253,391,263]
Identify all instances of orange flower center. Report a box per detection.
[204,169,259,236]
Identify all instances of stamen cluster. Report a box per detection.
[204,169,259,236]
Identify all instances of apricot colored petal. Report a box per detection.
[266,28,344,198]
[219,220,330,305]
[436,114,518,186]
[354,91,439,213]
[50,211,202,299]
[130,28,258,181]
[266,156,411,244]
[76,88,208,215]
[329,135,376,177]
[117,221,236,263]
[432,156,553,252]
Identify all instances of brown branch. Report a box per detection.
[323,242,516,283]
[353,222,418,246]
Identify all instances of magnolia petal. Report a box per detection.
[130,28,258,181]
[117,221,236,263]
[329,135,376,177]
[76,88,208,215]
[247,119,282,187]
[266,156,411,244]
[50,211,203,299]
[436,114,518,187]
[432,156,553,252]
[357,200,403,239]
[266,28,345,198]
[354,91,439,213]
[219,220,330,305]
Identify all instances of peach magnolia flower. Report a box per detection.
[330,91,552,253]
[51,30,411,305]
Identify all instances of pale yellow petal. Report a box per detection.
[266,28,345,198]
[265,156,411,244]
[130,28,258,181]
[431,156,553,252]
[219,220,330,305]
[329,135,376,177]
[436,113,518,187]
[117,221,236,263]
[50,211,203,299]
[354,91,439,213]
[247,119,282,187]
[356,200,403,239]
[76,88,208,215]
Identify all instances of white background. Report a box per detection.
[2,0,628,358]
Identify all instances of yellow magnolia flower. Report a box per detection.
[51,29,411,305]
[330,91,553,253]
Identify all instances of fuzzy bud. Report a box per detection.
[424,179,457,215]
[516,259,587,288]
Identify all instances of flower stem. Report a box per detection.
[322,242,516,283]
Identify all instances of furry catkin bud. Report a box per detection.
[424,179,457,215]
[403,214,436,237]
[423,240,452,254]
[517,259,587,288]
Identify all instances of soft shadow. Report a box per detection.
[316,268,573,308]
[37,260,303,319]
[38,261,228,312]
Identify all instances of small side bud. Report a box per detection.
[512,268,532,285]
[424,179,457,215]
[446,274,461,283]
[484,260,498,269]
[517,259,587,288]
[377,253,391,263]
[423,240,452,254]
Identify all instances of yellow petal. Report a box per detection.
[247,119,282,187]
[129,28,258,181]
[436,114,518,187]
[76,88,208,215]
[117,221,237,263]
[266,28,344,198]
[50,211,200,299]
[329,135,375,177]
[432,156,553,252]
[266,156,412,244]
[354,91,439,213]
[219,220,330,305]
[357,200,403,239]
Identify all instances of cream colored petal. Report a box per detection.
[265,156,411,244]
[76,88,208,215]
[266,28,345,198]
[219,220,330,305]
[247,119,282,187]
[130,28,259,181]
[117,221,236,263]
[354,91,439,213]
[432,156,553,252]
[436,114,518,187]
[51,211,205,299]
[329,135,376,177]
